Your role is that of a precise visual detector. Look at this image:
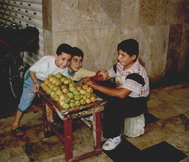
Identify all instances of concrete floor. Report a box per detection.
[0,82,189,162]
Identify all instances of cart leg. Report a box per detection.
[64,120,73,161]
[93,112,101,149]
[42,102,50,137]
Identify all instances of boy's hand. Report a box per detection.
[33,82,40,93]
[96,69,109,81]
[83,69,109,84]
[115,81,121,88]
[89,69,109,82]
[90,74,103,81]
[85,80,97,89]
[29,71,40,92]
[82,77,92,84]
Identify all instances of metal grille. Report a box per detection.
[0,0,44,66]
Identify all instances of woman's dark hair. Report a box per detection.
[56,43,73,55]
[117,39,139,57]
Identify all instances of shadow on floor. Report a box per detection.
[103,139,188,162]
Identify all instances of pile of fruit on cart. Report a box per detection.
[41,72,97,109]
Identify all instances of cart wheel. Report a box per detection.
[9,55,25,99]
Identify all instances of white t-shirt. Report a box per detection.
[108,60,150,98]
[29,55,65,80]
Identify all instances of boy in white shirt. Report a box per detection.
[11,43,73,137]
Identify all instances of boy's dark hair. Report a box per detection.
[56,43,73,55]
[117,39,139,57]
[72,47,84,58]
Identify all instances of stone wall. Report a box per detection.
[42,0,189,84]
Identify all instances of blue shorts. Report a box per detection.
[17,71,42,112]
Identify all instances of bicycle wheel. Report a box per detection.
[9,54,25,99]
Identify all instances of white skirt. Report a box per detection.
[124,113,145,137]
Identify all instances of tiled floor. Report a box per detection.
[0,82,189,162]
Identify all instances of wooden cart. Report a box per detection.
[38,88,107,162]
